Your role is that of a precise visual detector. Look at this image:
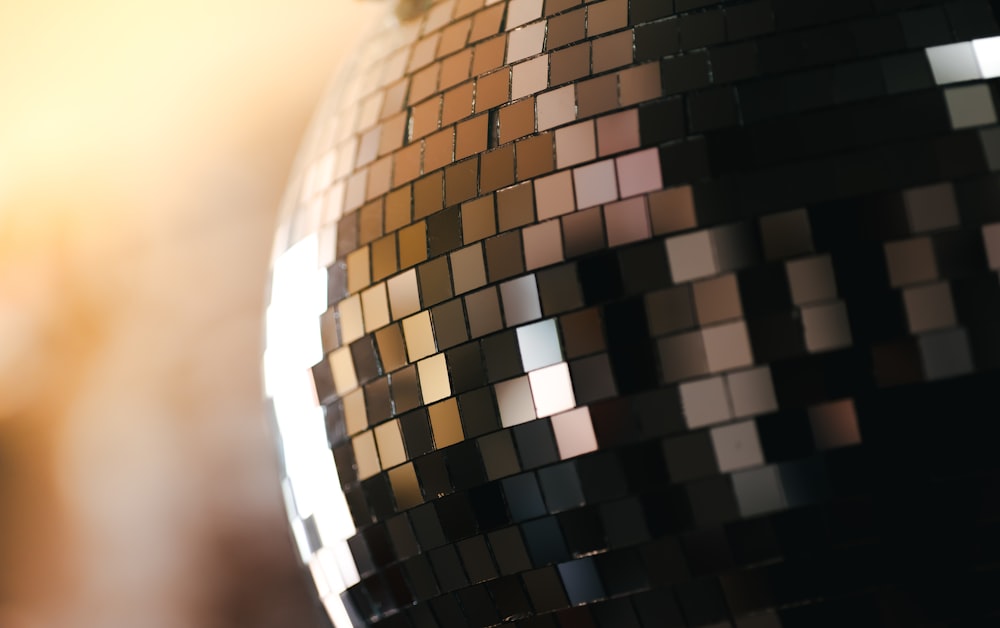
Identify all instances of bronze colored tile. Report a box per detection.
[389,463,423,509]
[596,108,639,156]
[499,97,536,144]
[456,114,489,160]
[360,199,384,244]
[903,282,957,333]
[446,157,480,205]
[379,111,408,156]
[403,311,437,361]
[497,181,536,231]
[592,29,633,73]
[476,69,511,112]
[409,63,442,106]
[547,7,585,49]
[371,234,399,282]
[438,17,473,57]
[465,286,504,337]
[693,273,742,325]
[469,2,505,42]
[385,186,412,233]
[577,73,619,118]
[649,185,696,235]
[442,81,476,125]
[414,172,444,219]
[432,299,469,349]
[375,420,407,468]
[604,196,650,247]
[429,398,465,448]
[560,307,605,359]
[472,35,507,76]
[522,219,564,270]
[562,206,606,258]
[786,255,837,305]
[544,0,580,16]
[346,246,371,296]
[587,0,628,36]
[361,283,391,332]
[388,268,421,320]
[619,62,663,106]
[462,195,497,244]
[481,145,516,193]
[451,243,488,294]
[399,221,428,269]
[516,132,555,180]
[485,231,525,281]
[381,78,410,119]
[809,399,861,449]
[424,127,456,173]
[352,431,381,480]
[418,256,453,306]
[376,324,408,373]
[366,156,393,201]
[410,96,443,141]
[392,142,420,187]
[440,49,473,91]
[658,330,710,383]
[534,170,576,221]
[455,0,485,18]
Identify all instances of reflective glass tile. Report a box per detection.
[534,170,576,220]
[550,407,598,460]
[485,231,525,281]
[605,196,651,247]
[388,268,421,320]
[418,257,454,306]
[649,185,697,235]
[537,85,576,131]
[472,35,507,76]
[479,430,522,479]
[679,376,732,429]
[516,131,556,180]
[488,527,533,575]
[516,318,562,371]
[418,353,452,403]
[451,243,488,294]
[550,42,591,86]
[398,220,428,269]
[512,55,550,100]
[430,398,465,448]
[513,419,559,469]
[555,120,596,169]
[495,375,537,427]
[501,274,543,325]
[587,0,627,36]
[528,362,576,417]
[466,286,505,337]
[480,144,516,192]
[403,311,437,361]
[431,299,469,349]
[523,219,565,270]
[497,180,536,231]
[442,81,476,125]
[462,195,497,243]
[547,8,586,49]
[508,21,547,63]
[592,29,634,73]
[476,69,511,112]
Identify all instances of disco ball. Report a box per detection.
[263,0,1000,625]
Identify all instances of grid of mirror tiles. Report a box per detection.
[264,0,1000,625]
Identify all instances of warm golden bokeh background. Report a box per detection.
[0,1,383,626]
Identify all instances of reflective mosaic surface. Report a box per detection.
[264,0,1000,625]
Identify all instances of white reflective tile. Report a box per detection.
[926,42,982,84]
[517,318,563,371]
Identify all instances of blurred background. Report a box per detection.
[0,1,382,626]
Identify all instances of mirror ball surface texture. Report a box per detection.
[264,0,1000,625]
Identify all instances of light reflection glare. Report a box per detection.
[265,234,359,604]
